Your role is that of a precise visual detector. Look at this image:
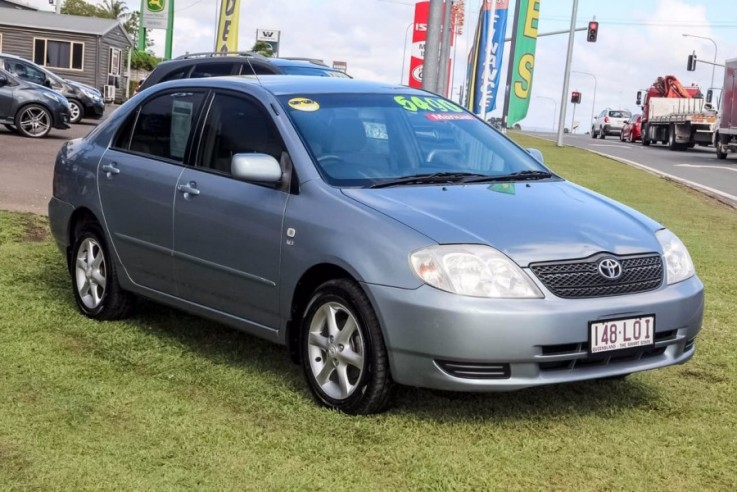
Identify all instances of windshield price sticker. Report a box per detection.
[589,315,655,353]
[394,95,463,113]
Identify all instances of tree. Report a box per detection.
[250,41,274,57]
[97,0,129,22]
[61,0,99,17]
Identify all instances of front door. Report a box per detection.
[173,91,289,329]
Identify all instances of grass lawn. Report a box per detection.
[1,135,736,490]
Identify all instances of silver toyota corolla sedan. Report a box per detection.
[48,76,704,414]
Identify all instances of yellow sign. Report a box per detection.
[216,0,241,52]
[288,98,320,112]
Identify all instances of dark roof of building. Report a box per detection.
[0,8,133,44]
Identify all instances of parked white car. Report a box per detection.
[592,108,632,139]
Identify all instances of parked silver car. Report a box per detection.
[48,76,703,414]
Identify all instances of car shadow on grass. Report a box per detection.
[118,299,661,420]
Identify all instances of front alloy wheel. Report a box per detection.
[15,104,52,138]
[301,279,392,414]
[68,99,84,124]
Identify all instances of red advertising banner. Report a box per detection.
[408,1,429,88]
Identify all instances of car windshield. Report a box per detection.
[280,93,553,187]
[277,66,351,78]
[609,110,631,118]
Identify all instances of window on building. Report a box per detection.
[33,38,84,70]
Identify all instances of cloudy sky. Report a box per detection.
[21,0,737,131]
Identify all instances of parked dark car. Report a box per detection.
[49,76,702,414]
[0,53,104,124]
[0,68,70,138]
[137,52,350,92]
[621,114,642,143]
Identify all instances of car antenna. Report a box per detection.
[242,55,263,87]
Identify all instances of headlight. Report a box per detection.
[656,229,695,284]
[81,88,100,100]
[410,244,543,298]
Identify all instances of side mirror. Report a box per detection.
[231,153,282,183]
[527,148,545,164]
[43,78,52,88]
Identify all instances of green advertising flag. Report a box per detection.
[507,0,540,127]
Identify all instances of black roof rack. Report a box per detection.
[175,51,268,60]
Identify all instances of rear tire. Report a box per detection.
[641,124,650,146]
[716,137,728,159]
[591,127,597,139]
[300,278,393,414]
[70,222,135,320]
[668,124,679,151]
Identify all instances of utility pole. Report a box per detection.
[437,0,453,97]
[165,0,175,59]
[556,0,579,146]
[423,0,444,94]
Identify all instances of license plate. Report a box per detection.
[589,315,655,354]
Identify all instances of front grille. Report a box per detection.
[530,253,663,298]
[538,329,677,372]
[436,360,511,379]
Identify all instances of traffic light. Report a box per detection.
[687,52,697,71]
[587,21,599,42]
[706,89,713,103]
[571,91,581,104]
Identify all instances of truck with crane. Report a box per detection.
[714,58,737,160]
[637,75,717,151]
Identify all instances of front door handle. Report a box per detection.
[177,181,200,199]
[101,163,120,179]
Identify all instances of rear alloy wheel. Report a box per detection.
[15,104,52,138]
[301,279,393,414]
[68,99,84,124]
[71,223,134,320]
[591,127,597,139]
[628,130,635,143]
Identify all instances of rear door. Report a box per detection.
[98,89,207,293]
[172,90,289,329]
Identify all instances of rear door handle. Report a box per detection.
[101,163,120,178]
[177,181,200,199]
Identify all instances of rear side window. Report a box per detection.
[190,62,236,78]
[239,62,279,76]
[160,67,191,83]
[126,91,206,162]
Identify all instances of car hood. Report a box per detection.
[342,180,663,266]
[65,79,101,95]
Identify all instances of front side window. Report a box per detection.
[34,38,84,70]
[126,91,206,162]
[198,93,285,174]
[6,60,46,85]
[281,93,552,187]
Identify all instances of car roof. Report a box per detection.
[154,75,424,97]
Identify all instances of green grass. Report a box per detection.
[1,137,736,490]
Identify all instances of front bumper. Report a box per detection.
[53,109,71,129]
[83,99,105,119]
[366,274,704,391]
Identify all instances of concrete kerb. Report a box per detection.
[587,149,737,210]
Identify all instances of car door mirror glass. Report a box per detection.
[231,153,282,183]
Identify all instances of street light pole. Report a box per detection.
[535,96,557,132]
[556,0,579,146]
[571,70,597,134]
[400,22,413,84]
[682,33,717,91]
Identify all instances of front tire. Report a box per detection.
[70,223,134,320]
[15,104,52,138]
[68,99,84,124]
[716,136,728,159]
[301,279,393,414]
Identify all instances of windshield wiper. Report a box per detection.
[459,170,554,183]
[369,172,487,189]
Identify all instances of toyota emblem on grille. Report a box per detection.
[598,258,623,280]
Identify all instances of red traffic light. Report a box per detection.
[571,91,582,104]
[587,21,599,42]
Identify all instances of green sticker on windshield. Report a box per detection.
[394,95,463,113]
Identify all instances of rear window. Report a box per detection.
[608,110,631,118]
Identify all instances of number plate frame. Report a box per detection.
[588,315,656,354]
